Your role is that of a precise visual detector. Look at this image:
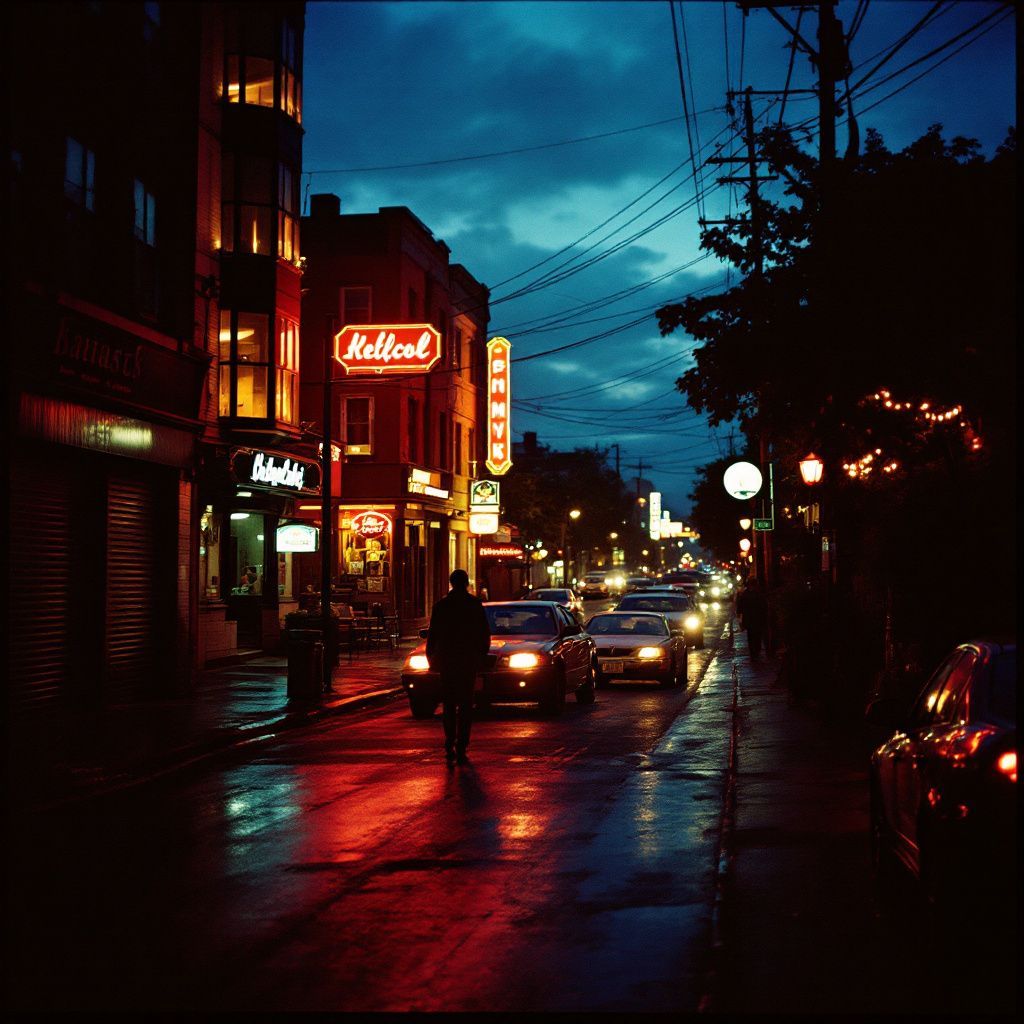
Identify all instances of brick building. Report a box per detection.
[299,197,491,631]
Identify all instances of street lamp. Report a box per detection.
[561,509,581,587]
[799,452,824,486]
[739,517,752,531]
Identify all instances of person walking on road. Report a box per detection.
[736,576,769,659]
[426,569,491,766]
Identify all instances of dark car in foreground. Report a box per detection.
[585,611,686,689]
[401,601,596,718]
[867,638,1016,915]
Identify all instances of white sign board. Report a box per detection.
[723,461,763,500]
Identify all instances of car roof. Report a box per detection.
[590,610,666,619]
[486,601,559,608]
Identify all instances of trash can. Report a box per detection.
[288,629,324,700]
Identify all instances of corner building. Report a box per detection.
[300,197,490,632]
[6,1,309,722]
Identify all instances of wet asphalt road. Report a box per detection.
[7,601,738,1013]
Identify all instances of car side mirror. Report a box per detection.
[864,695,906,730]
[563,623,581,636]
[418,628,430,640]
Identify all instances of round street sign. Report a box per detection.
[723,461,764,500]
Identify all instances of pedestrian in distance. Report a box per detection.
[736,576,769,659]
[426,569,491,767]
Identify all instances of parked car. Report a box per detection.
[867,638,1017,914]
[401,601,596,718]
[578,571,609,598]
[522,587,585,622]
[584,611,686,689]
[614,591,704,648]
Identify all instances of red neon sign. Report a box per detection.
[486,336,512,475]
[334,324,441,376]
[350,510,393,538]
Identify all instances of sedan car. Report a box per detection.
[867,638,1016,913]
[614,591,704,648]
[401,601,596,718]
[578,571,609,598]
[522,587,585,622]
[584,611,686,688]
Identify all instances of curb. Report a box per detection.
[27,684,408,812]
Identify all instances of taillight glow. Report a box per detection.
[995,750,1016,782]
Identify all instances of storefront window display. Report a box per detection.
[199,504,222,600]
[340,509,393,594]
[230,511,265,594]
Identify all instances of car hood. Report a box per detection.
[411,635,558,657]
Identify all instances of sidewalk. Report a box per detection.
[7,640,416,810]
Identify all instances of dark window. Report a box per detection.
[932,651,977,724]
[344,397,373,455]
[408,396,419,463]
[989,652,1016,722]
[341,286,371,325]
[408,288,418,319]
[65,138,96,210]
[143,1,160,41]
[133,179,156,246]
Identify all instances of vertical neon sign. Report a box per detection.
[485,337,512,475]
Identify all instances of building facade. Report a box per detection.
[299,197,491,631]
[7,1,309,720]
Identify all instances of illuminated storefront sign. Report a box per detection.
[469,512,500,535]
[478,544,524,559]
[407,467,450,500]
[231,448,321,494]
[350,510,393,538]
[485,337,512,475]
[333,324,441,375]
[649,491,662,540]
[469,478,500,510]
[276,524,319,553]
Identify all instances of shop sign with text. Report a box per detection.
[231,448,321,494]
[485,337,512,475]
[277,524,319,553]
[469,512,500,535]
[334,324,441,375]
[351,510,393,539]
[649,491,662,540]
[478,543,524,559]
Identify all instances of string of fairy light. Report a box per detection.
[840,388,983,481]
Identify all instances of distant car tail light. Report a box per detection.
[407,654,430,671]
[637,646,665,660]
[995,750,1017,782]
[508,652,540,669]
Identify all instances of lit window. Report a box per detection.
[244,57,275,106]
[219,310,270,418]
[279,19,301,122]
[277,164,300,263]
[65,138,96,211]
[276,316,299,425]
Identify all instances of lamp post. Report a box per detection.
[799,451,827,578]
[561,508,581,587]
[320,315,338,695]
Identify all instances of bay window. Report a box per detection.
[219,310,270,419]
[276,316,299,425]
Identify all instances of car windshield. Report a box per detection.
[619,596,689,612]
[487,605,557,636]
[532,590,568,602]
[989,651,1016,722]
[586,614,668,637]
[585,573,604,581]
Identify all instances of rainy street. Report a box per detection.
[8,609,734,1014]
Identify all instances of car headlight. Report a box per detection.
[406,654,430,671]
[711,601,720,610]
[698,589,706,597]
[684,615,700,630]
[637,646,665,660]
[710,586,721,597]
[508,652,541,669]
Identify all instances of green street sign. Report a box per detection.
[753,518,773,531]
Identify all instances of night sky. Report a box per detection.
[301,1,1015,517]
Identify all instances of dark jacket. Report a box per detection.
[426,588,491,676]
[736,586,768,629]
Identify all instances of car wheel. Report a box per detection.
[870,784,902,913]
[659,659,677,688]
[540,670,566,715]
[409,696,437,719]
[575,660,597,704]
